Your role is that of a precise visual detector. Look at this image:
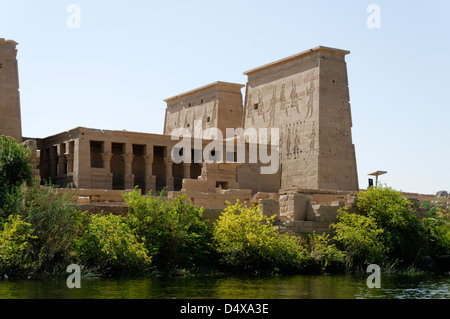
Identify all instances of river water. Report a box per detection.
[0,273,448,299]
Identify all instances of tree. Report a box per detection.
[354,185,427,265]
[0,135,32,220]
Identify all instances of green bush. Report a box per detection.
[422,202,450,256]
[72,212,152,275]
[213,201,310,274]
[331,208,388,269]
[308,232,346,273]
[0,214,37,278]
[355,185,427,265]
[124,188,215,271]
[0,135,32,220]
[19,181,79,275]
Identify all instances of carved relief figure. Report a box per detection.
[286,127,291,158]
[290,80,300,113]
[305,78,315,118]
[246,93,254,125]
[210,101,217,126]
[257,90,265,121]
[293,127,300,155]
[279,128,283,160]
[266,88,276,127]
[280,84,288,113]
[202,106,208,130]
[308,122,316,153]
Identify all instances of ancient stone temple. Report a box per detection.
[1,40,359,204]
[164,81,244,136]
[242,47,358,192]
[3,39,444,234]
[0,38,22,143]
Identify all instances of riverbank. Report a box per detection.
[1,184,449,280]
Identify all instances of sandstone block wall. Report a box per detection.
[164,81,244,136]
[242,47,358,191]
[0,38,22,143]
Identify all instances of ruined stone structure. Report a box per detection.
[1,39,370,234]
[0,39,22,143]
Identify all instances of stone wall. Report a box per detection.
[0,38,22,143]
[54,187,138,203]
[164,81,244,136]
[242,47,358,192]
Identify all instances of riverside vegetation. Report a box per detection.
[0,136,449,279]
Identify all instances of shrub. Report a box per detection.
[213,201,310,274]
[124,188,215,271]
[0,214,37,278]
[0,135,32,220]
[308,232,346,273]
[19,181,79,275]
[355,185,427,265]
[331,208,388,269]
[72,212,152,275]
[422,201,450,256]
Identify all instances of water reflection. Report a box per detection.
[0,274,448,299]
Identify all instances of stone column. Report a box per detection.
[143,155,156,193]
[65,153,73,173]
[76,133,92,189]
[101,152,113,173]
[164,157,174,191]
[57,143,66,177]
[122,153,135,190]
[183,162,191,179]
[101,152,113,189]
[64,141,74,174]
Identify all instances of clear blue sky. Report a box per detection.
[1,0,449,195]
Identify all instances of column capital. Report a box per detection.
[101,152,113,161]
[122,153,135,163]
[143,155,153,164]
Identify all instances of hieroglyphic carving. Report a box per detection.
[202,106,208,130]
[279,127,283,160]
[281,122,303,160]
[305,78,315,119]
[290,80,300,113]
[246,93,254,125]
[184,108,193,129]
[308,122,316,153]
[293,127,300,156]
[286,127,291,158]
[257,90,265,121]
[191,109,197,129]
[211,101,217,126]
[266,88,276,127]
[280,83,288,114]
